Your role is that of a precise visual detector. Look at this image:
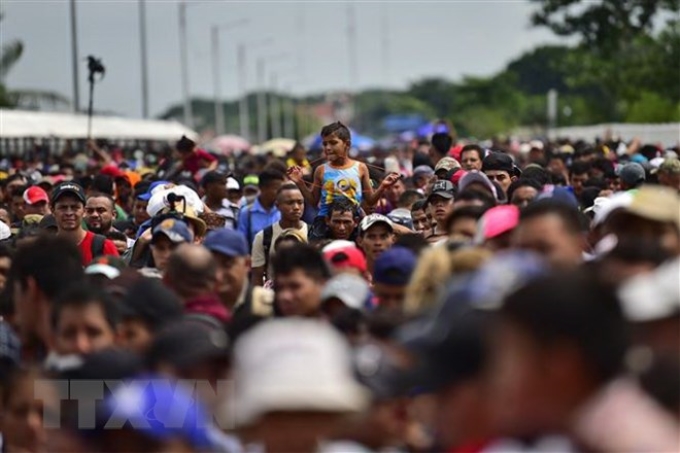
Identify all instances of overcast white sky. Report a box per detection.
[3,1,565,118]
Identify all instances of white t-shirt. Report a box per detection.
[251,222,308,278]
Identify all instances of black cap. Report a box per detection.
[428,180,455,200]
[482,152,515,175]
[483,152,522,178]
[147,318,230,370]
[38,214,58,230]
[57,347,144,381]
[51,181,86,205]
[119,279,183,332]
[200,171,228,188]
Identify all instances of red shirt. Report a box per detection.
[79,231,120,266]
[183,149,216,175]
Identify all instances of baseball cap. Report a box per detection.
[457,171,497,199]
[359,214,394,234]
[0,222,10,241]
[536,185,579,208]
[119,279,183,331]
[230,318,368,426]
[474,205,519,244]
[203,229,248,257]
[427,180,455,200]
[591,192,634,227]
[137,180,170,201]
[434,157,460,174]
[23,186,49,205]
[619,257,680,322]
[323,244,367,274]
[482,152,515,175]
[387,208,414,230]
[38,214,58,230]
[658,158,680,175]
[200,171,227,188]
[623,185,680,227]
[413,165,435,179]
[85,256,127,280]
[226,177,241,191]
[147,319,230,370]
[51,181,86,205]
[243,174,259,188]
[373,246,417,286]
[152,218,194,244]
[617,163,646,186]
[321,274,370,311]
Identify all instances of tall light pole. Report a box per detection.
[256,57,267,143]
[269,72,281,138]
[237,37,274,141]
[178,1,193,128]
[282,82,295,139]
[211,19,248,136]
[69,0,80,112]
[258,52,290,141]
[139,0,149,118]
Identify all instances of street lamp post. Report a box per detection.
[139,0,149,118]
[211,19,248,136]
[178,1,193,128]
[237,37,274,141]
[69,0,80,112]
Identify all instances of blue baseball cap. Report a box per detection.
[138,180,170,201]
[99,375,214,450]
[203,229,248,257]
[152,218,193,244]
[536,185,579,208]
[373,246,417,286]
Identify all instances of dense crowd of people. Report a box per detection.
[0,121,678,452]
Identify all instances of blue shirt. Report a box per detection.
[238,197,280,250]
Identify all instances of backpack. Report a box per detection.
[262,225,274,280]
[91,234,107,259]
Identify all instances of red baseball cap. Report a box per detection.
[23,186,49,205]
[323,244,367,274]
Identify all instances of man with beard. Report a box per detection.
[86,192,134,251]
[50,182,119,265]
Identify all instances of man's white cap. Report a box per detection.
[230,319,368,426]
[146,185,204,217]
[591,192,633,227]
[0,221,10,241]
[619,257,680,322]
[226,177,240,191]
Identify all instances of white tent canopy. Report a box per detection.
[0,109,198,141]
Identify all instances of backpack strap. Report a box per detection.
[262,225,274,280]
[91,234,106,259]
[246,203,254,247]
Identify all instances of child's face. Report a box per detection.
[322,133,350,163]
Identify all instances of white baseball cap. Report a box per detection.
[226,177,240,191]
[230,319,368,426]
[146,185,204,218]
[619,257,680,322]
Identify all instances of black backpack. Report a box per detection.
[91,234,107,259]
[262,226,274,280]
